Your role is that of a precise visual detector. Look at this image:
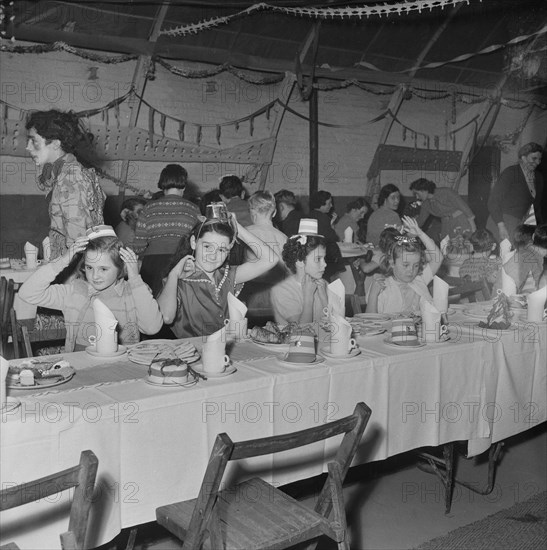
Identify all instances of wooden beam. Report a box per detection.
[118,2,170,200]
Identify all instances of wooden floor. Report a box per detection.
[102,423,546,550]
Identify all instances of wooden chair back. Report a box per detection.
[0,450,99,550]
[179,402,371,550]
[446,276,492,303]
[0,277,15,357]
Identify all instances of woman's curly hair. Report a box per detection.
[282,235,326,274]
[381,238,427,277]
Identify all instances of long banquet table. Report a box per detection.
[1,307,546,549]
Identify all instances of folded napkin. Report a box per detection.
[499,239,514,264]
[92,298,118,338]
[1,356,9,408]
[24,241,38,254]
[500,266,517,297]
[440,235,450,256]
[343,226,354,243]
[331,313,352,340]
[527,286,547,322]
[327,279,346,317]
[228,292,247,320]
[432,276,449,313]
[42,236,51,262]
[420,299,441,329]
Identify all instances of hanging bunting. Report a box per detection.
[413,131,417,149]
[148,108,155,144]
[235,121,239,132]
[196,125,202,145]
[249,116,255,137]
[160,114,166,137]
[434,136,440,150]
[178,121,185,142]
[402,127,407,142]
[216,125,221,145]
[451,90,457,124]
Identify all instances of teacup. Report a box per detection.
[330,336,357,357]
[224,318,248,342]
[421,321,449,343]
[201,345,230,373]
[88,330,118,355]
[390,318,419,346]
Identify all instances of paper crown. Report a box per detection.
[296,218,323,237]
[86,225,117,240]
[286,333,316,363]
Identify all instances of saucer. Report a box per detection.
[353,313,391,322]
[145,378,198,388]
[86,345,127,358]
[1,397,21,414]
[191,364,237,378]
[320,348,361,359]
[277,355,326,367]
[423,336,451,345]
[383,337,426,349]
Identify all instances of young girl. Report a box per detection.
[366,216,442,314]
[459,228,500,283]
[19,228,163,351]
[158,214,279,338]
[270,228,328,325]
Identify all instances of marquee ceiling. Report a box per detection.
[6,0,547,98]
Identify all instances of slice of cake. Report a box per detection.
[479,291,512,329]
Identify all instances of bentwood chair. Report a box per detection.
[156,402,372,550]
[0,450,99,550]
[446,276,492,303]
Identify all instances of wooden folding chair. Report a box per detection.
[0,450,99,550]
[0,277,16,357]
[156,402,372,550]
[446,276,492,304]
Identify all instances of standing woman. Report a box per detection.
[133,164,200,296]
[366,184,403,246]
[25,110,105,260]
[487,142,544,243]
[410,178,476,240]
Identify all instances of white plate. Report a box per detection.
[145,378,198,388]
[353,313,391,322]
[319,348,361,359]
[1,397,21,414]
[129,352,200,366]
[86,345,128,358]
[423,336,451,345]
[382,337,426,349]
[190,364,237,378]
[7,367,75,389]
[250,337,289,350]
[277,355,326,367]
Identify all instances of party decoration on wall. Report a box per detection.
[0,0,15,46]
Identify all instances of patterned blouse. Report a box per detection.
[47,154,105,259]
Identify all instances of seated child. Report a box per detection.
[497,224,547,293]
[459,228,501,283]
[115,196,147,248]
[270,219,328,325]
[19,227,163,351]
[158,212,279,338]
[366,216,442,314]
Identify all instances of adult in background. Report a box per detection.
[335,197,371,242]
[410,178,476,240]
[240,191,288,319]
[366,184,403,246]
[308,190,344,280]
[115,196,147,248]
[275,189,303,237]
[133,164,199,296]
[25,109,105,260]
[487,142,544,244]
[219,175,252,227]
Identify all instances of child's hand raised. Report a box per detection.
[171,255,196,279]
[65,237,89,263]
[120,247,139,279]
[402,215,421,236]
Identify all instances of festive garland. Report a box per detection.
[160,1,472,37]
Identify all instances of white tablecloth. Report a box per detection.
[1,312,545,549]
